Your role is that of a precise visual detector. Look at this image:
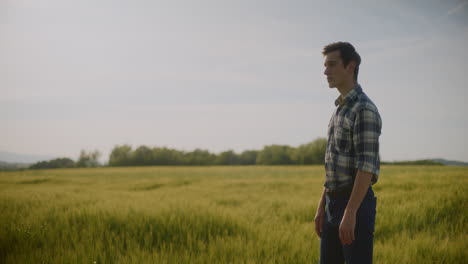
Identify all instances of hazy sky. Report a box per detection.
[2,0,468,162]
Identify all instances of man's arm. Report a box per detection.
[314,187,327,238]
[338,107,381,245]
[339,169,373,245]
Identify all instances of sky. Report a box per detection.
[1,0,468,163]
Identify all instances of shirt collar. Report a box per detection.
[334,83,362,107]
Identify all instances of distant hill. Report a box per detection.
[0,151,54,164]
[432,159,468,166]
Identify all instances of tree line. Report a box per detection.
[381,160,444,166]
[28,138,327,169]
[29,150,102,169]
[109,137,326,166]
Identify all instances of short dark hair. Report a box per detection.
[322,42,361,81]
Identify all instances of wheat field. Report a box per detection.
[0,166,466,263]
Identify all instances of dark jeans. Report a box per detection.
[320,187,376,264]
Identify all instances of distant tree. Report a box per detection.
[309,137,327,164]
[164,148,185,165]
[239,150,258,165]
[133,146,153,166]
[76,150,101,168]
[292,137,327,165]
[109,145,133,166]
[29,158,75,169]
[215,150,240,165]
[256,145,294,165]
[152,147,184,165]
[184,149,216,165]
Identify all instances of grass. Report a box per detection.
[0,166,466,263]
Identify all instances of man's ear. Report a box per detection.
[347,61,356,74]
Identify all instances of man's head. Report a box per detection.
[322,42,361,89]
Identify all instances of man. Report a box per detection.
[314,42,382,264]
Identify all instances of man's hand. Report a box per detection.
[339,210,356,245]
[339,170,373,245]
[314,205,325,238]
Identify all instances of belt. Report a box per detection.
[326,186,353,199]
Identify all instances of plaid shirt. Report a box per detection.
[325,84,382,191]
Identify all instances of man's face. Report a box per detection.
[323,50,352,88]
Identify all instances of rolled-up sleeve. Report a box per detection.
[353,108,382,177]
